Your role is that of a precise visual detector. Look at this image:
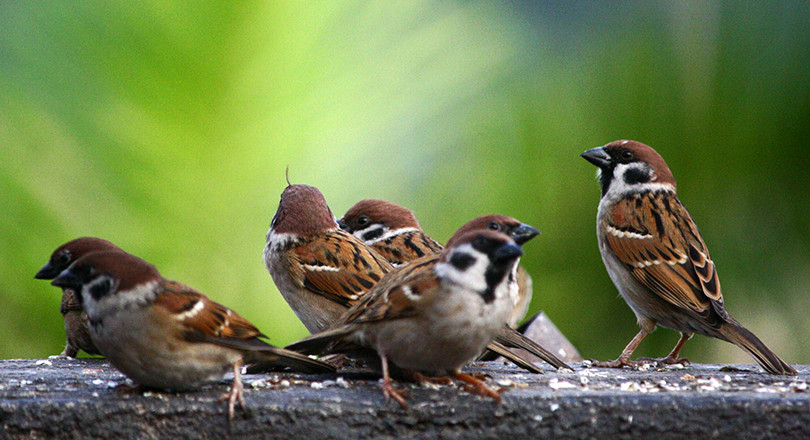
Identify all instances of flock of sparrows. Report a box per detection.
[34,140,797,420]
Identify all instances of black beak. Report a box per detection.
[35,262,60,280]
[581,146,611,168]
[336,218,349,231]
[51,269,81,290]
[510,224,540,245]
[492,242,523,264]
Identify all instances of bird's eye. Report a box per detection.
[357,215,370,227]
[621,150,634,160]
[57,252,71,266]
[487,222,501,231]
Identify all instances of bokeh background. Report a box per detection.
[2,1,808,365]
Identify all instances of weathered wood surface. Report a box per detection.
[1,358,808,439]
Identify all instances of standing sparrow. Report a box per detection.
[263,184,393,334]
[51,250,335,420]
[288,230,524,407]
[35,237,122,357]
[581,140,796,375]
[339,201,569,370]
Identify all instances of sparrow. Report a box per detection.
[581,140,797,375]
[337,199,443,266]
[50,250,335,420]
[35,237,123,357]
[263,184,393,334]
[288,230,524,407]
[339,200,569,371]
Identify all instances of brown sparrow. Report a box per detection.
[338,199,443,265]
[581,140,797,375]
[263,184,393,334]
[288,230,524,407]
[339,201,569,371]
[35,237,123,357]
[51,250,335,420]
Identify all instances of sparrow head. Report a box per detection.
[338,199,421,242]
[35,237,122,280]
[270,184,338,236]
[437,230,523,303]
[51,250,160,304]
[581,140,676,198]
[446,215,539,247]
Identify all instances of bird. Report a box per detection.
[581,139,797,375]
[35,237,123,357]
[263,184,393,335]
[337,198,443,266]
[339,200,569,370]
[50,250,335,420]
[288,230,524,407]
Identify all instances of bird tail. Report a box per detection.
[250,346,336,374]
[285,325,357,356]
[205,336,335,374]
[494,326,572,370]
[720,321,797,376]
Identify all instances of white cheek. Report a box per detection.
[434,245,489,292]
[82,280,159,320]
[605,163,674,200]
[265,230,298,252]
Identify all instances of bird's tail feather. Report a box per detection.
[720,321,797,376]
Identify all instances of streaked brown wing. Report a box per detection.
[154,280,265,341]
[343,255,440,324]
[604,192,725,320]
[372,230,444,265]
[294,230,392,308]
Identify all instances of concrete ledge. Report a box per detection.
[1,358,808,439]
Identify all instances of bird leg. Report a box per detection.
[380,355,409,409]
[637,332,692,366]
[220,360,246,421]
[452,371,502,403]
[590,330,649,368]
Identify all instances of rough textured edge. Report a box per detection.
[1,359,808,439]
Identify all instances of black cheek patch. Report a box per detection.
[623,167,651,185]
[449,253,476,271]
[89,278,115,301]
[361,227,384,242]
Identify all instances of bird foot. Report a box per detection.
[219,382,246,421]
[382,377,409,409]
[636,356,691,367]
[453,372,502,403]
[411,372,454,386]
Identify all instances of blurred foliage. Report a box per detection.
[1,1,808,365]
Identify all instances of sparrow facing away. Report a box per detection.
[581,140,796,375]
[339,200,570,371]
[264,184,393,334]
[35,237,123,357]
[51,250,335,420]
[288,230,524,407]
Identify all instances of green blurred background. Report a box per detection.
[2,1,808,365]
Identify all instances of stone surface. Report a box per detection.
[1,358,808,439]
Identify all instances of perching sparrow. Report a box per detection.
[35,237,122,357]
[263,184,393,334]
[339,200,569,371]
[581,140,796,375]
[337,199,442,266]
[51,250,335,420]
[288,230,524,407]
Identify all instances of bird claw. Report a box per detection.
[382,378,409,409]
